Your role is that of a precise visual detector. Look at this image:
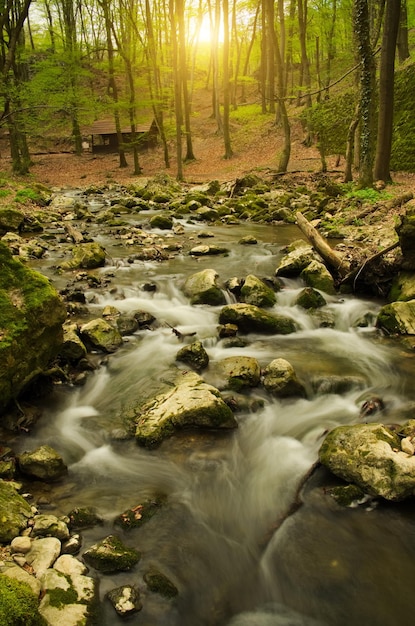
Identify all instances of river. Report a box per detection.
[16,192,415,625]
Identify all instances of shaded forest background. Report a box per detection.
[0,0,414,185]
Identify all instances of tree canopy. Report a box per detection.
[0,0,413,183]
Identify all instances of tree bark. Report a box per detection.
[354,0,376,188]
[373,0,401,183]
[295,211,350,277]
[397,0,410,62]
[222,0,233,158]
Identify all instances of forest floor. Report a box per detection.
[1,90,415,253]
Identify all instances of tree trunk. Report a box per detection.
[373,0,400,183]
[223,0,233,158]
[170,0,183,180]
[295,212,350,277]
[397,0,410,62]
[354,0,376,189]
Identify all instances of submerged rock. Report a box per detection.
[133,370,237,448]
[319,422,415,501]
[144,567,178,598]
[219,303,296,335]
[114,496,165,530]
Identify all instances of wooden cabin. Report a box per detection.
[86,119,158,153]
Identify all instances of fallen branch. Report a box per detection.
[340,241,399,289]
[295,211,350,277]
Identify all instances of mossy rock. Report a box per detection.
[83,535,140,573]
[326,484,367,507]
[0,481,33,542]
[0,242,66,413]
[0,208,25,235]
[176,341,209,372]
[295,287,327,309]
[239,274,276,308]
[0,576,45,626]
[376,300,415,335]
[261,358,306,398]
[216,356,261,391]
[150,214,173,229]
[133,370,237,448]
[388,271,415,303]
[80,318,123,353]
[219,303,296,335]
[18,445,67,482]
[183,268,226,305]
[67,507,103,530]
[300,260,336,295]
[114,496,165,530]
[61,242,106,270]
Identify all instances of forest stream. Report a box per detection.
[11,189,415,626]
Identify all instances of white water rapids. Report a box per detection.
[19,218,415,625]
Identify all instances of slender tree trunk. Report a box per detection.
[260,0,267,113]
[223,0,233,158]
[354,0,376,188]
[373,0,400,183]
[170,0,183,179]
[325,0,336,98]
[241,3,259,103]
[177,0,195,161]
[397,0,410,62]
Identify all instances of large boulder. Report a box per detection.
[0,242,66,413]
[294,287,327,309]
[376,300,415,335]
[319,422,415,501]
[183,268,226,305]
[39,555,97,625]
[0,208,25,234]
[239,274,276,308]
[388,271,415,302]
[18,445,68,482]
[262,358,306,398]
[133,370,237,448]
[0,481,33,542]
[219,303,296,335]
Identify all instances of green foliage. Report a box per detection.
[0,190,11,199]
[14,187,43,204]
[391,63,415,172]
[301,90,357,158]
[344,186,392,203]
[0,576,45,626]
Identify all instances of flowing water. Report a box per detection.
[15,196,415,625]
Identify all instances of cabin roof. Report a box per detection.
[87,120,154,135]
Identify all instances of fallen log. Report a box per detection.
[295,211,350,278]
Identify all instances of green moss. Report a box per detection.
[0,576,46,626]
[326,484,366,507]
[47,580,78,608]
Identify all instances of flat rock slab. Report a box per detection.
[134,371,237,448]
